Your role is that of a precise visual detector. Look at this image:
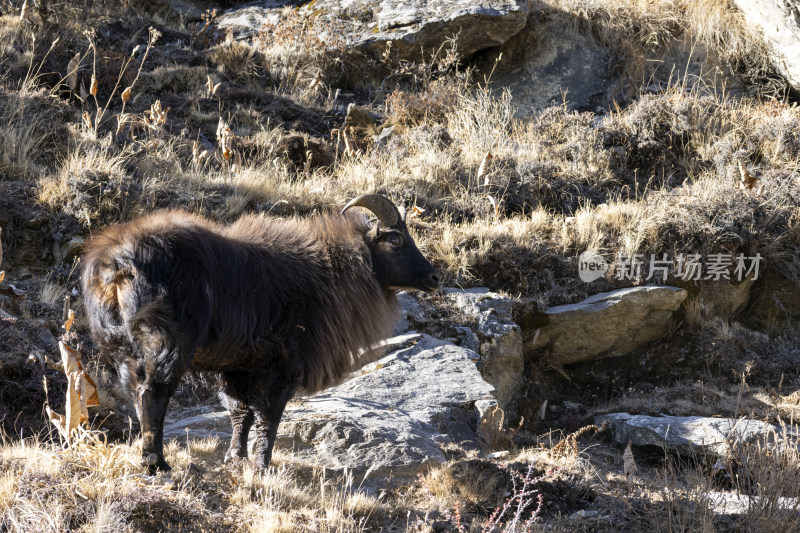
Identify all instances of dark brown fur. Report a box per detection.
[81,206,436,471]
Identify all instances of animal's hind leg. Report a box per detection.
[249,372,298,470]
[219,373,254,463]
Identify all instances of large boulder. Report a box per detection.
[732,0,800,91]
[532,285,688,365]
[595,412,780,457]
[164,333,496,483]
[444,288,524,417]
[477,19,617,116]
[217,0,528,61]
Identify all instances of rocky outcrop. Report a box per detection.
[532,286,688,365]
[164,333,496,483]
[595,412,783,457]
[445,288,524,416]
[732,0,800,91]
[217,0,528,61]
[476,19,617,115]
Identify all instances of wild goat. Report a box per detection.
[81,195,439,472]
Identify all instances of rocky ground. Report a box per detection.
[1,0,800,531]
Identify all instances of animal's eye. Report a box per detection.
[385,234,403,247]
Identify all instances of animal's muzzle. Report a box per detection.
[421,272,441,292]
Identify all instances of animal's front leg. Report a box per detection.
[130,325,187,475]
[251,382,295,470]
[139,383,173,474]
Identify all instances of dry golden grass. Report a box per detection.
[422,460,511,512]
[0,432,385,533]
[38,281,65,305]
[7,8,794,301]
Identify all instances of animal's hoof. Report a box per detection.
[224,448,247,464]
[143,452,172,474]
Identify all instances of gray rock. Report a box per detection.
[53,237,84,265]
[218,0,528,61]
[732,0,800,91]
[216,3,282,39]
[478,19,617,116]
[595,412,782,457]
[534,286,688,365]
[394,290,430,334]
[38,327,58,351]
[445,288,523,416]
[164,409,232,440]
[707,491,800,517]
[164,333,495,483]
[446,287,514,322]
[454,326,480,353]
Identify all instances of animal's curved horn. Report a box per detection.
[341,194,402,227]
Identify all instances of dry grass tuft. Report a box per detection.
[422,460,511,513]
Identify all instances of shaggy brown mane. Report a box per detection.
[83,210,399,393]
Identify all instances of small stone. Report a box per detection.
[61,237,85,264]
[26,212,48,230]
[130,473,175,489]
[38,328,58,351]
[344,104,376,132]
[486,450,509,459]
[376,126,395,142]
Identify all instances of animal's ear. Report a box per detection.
[367,223,382,240]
